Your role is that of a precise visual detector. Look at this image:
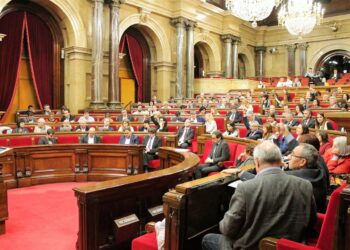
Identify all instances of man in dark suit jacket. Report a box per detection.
[202,141,316,250]
[301,109,316,128]
[119,128,140,145]
[276,123,299,155]
[171,111,186,122]
[177,119,194,148]
[284,113,299,127]
[287,143,327,212]
[246,121,263,140]
[226,106,242,123]
[80,127,101,144]
[143,128,162,171]
[38,129,57,145]
[116,109,134,121]
[194,131,230,179]
[243,110,263,130]
[61,109,75,122]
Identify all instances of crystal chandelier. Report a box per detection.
[278,0,324,38]
[225,0,281,28]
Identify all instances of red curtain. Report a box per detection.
[0,12,26,117]
[25,12,54,108]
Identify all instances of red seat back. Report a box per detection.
[213,117,225,131]
[227,143,237,162]
[57,135,79,144]
[0,138,9,146]
[101,135,120,144]
[234,144,246,163]
[327,119,338,131]
[239,128,248,138]
[9,137,33,147]
[316,184,347,249]
[200,139,213,163]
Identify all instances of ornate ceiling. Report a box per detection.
[206,0,350,26]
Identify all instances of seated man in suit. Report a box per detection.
[119,127,139,145]
[189,111,205,123]
[301,109,316,128]
[116,109,134,122]
[80,127,101,144]
[42,104,51,115]
[98,118,114,131]
[61,109,75,122]
[226,105,242,124]
[75,119,90,132]
[202,141,317,250]
[284,112,299,127]
[243,110,262,130]
[246,121,263,140]
[177,119,194,148]
[59,119,72,132]
[24,112,36,123]
[143,128,162,172]
[138,119,151,132]
[79,110,95,123]
[194,130,229,179]
[171,111,186,122]
[287,143,327,212]
[38,129,57,145]
[34,118,51,133]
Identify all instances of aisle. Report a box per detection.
[0,182,87,250]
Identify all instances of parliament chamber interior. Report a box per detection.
[1,0,350,249]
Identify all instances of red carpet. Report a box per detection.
[0,182,89,250]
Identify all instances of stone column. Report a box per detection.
[171,17,186,99]
[255,46,266,80]
[232,38,240,79]
[286,44,297,76]
[108,0,124,109]
[90,0,105,108]
[298,43,308,77]
[220,34,235,78]
[186,20,196,98]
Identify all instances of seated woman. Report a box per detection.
[266,114,278,127]
[315,112,334,130]
[296,124,309,141]
[259,123,277,142]
[323,136,350,174]
[204,113,217,134]
[118,119,134,132]
[222,122,239,138]
[311,99,321,108]
[294,104,304,117]
[12,120,29,134]
[222,144,255,175]
[316,130,332,156]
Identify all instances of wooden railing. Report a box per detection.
[74,147,200,250]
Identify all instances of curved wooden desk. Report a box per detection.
[73,147,200,250]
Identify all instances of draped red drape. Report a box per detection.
[0,12,26,118]
[25,12,54,108]
[126,34,143,101]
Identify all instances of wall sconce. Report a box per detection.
[330,23,338,32]
[269,47,279,54]
[0,33,6,42]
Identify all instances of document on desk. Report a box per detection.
[228,180,242,189]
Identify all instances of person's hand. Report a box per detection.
[205,158,213,164]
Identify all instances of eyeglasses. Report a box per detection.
[290,153,305,159]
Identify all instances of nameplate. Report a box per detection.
[114,214,139,228]
[148,205,163,217]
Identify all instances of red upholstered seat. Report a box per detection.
[0,138,9,146]
[9,137,33,147]
[239,128,248,138]
[328,119,338,131]
[101,135,120,144]
[167,125,178,132]
[252,104,259,113]
[57,135,79,144]
[199,139,213,164]
[131,231,157,250]
[275,184,348,250]
[213,117,225,131]
[148,159,161,169]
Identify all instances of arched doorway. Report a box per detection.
[238,54,247,79]
[120,26,151,103]
[315,50,350,79]
[0,1,64,121]
[194,42,211,77]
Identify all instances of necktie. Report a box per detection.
[147,137,154,151]
[179,128,187,143]
[230,113,235,121]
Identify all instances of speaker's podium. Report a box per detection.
[0,147,13,234]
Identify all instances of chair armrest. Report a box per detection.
[145,222,156,233]
[260,237,315,250]
[219,161,235,168]
[259,237,278,250]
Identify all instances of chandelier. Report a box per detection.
[225,0,281,28]
[278,0,324,38]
